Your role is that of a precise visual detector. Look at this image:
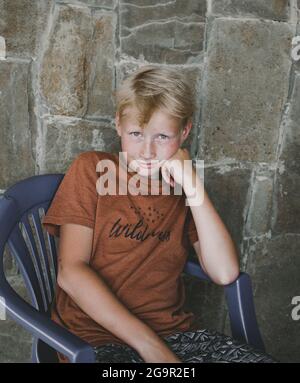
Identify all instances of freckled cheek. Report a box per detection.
[121,138,136,154]
[160,140,181,158]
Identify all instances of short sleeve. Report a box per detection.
[185,207,199,247]
[42,151,99,238]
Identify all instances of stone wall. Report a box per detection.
[0,0,299,362]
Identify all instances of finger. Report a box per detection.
[170,175,175,187]
[161,165,170,186]
[166,167,175,187]
[162,165,174,187]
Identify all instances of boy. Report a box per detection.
[42,65,274,363]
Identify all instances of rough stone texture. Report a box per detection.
[120,0,206,64]
[203,166,252,250]
[244,235,300,363]
[0,334,31,363]
[245,168,274,237]
[57,0,117,8]
[183,272,227,333]
[0,0,53,58]
[0,275,32,362]
[297,22,300,72]
[85,11,116,118]
[39,4,115,117]
[120,0,206,26]
[272,171,300,234]
[0,60,35,190]
[211,0,290,21]
[271,74,300,234]
[199,18,292,162]
[42,117,121,173]
[3,246,19,278]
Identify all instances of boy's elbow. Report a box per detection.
[57,267,73,291]
[214,269,240,286]
[57,271,67,290]
[57,262,90,291]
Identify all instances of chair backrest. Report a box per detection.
[0,174,64,314]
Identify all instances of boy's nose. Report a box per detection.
[140,140,156,160]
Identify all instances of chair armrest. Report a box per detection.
[0,280,95,363]
[183,260,265,352]
[224,272,265,352]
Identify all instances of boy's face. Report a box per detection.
[115,106,192,180]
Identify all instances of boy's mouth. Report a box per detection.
[139,163,154,169]
[137,160,161,169]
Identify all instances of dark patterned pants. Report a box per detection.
[94,329,278,363]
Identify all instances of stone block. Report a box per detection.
[0,274,32,362]
[199,18,292,162]
[0,0,52,58]
[0,60,35,190]
[58,0,117,8]
[295,23,300,72]
[272,170,300,234]
[245,235,300,362]
[211,0,289,21]
[42,117,121,173]
[39,4,115,117]
[183,272,227,333]
[245,169,274,237]
[279,74,300,174]
[202,166,252,250]
[120,0,206,64]
[272,74,300,234]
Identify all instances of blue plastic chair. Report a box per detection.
[0,174,266,363]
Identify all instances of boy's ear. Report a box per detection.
[179,120,193,145]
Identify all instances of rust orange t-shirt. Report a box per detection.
[42,150,199,363]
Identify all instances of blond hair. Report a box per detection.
[113,65,195,130]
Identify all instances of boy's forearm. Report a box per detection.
[57,263,174,358]
[184,169,240,284]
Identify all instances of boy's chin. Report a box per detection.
[136,167,161,179]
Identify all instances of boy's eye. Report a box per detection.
[129,132,169,140]
[130,132,142,137]
[157,134,169,140]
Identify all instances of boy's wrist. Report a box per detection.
[131,323,171,357]
[183,168,204,198]
[136,337,181,363]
